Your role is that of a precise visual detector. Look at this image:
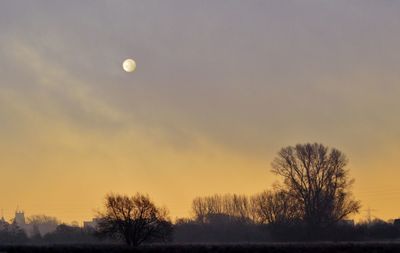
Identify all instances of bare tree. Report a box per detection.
[251,189,300,224]
[226,194,251,222]
[96,193,172,246]
[192,197,208,223]
[27,215,59,236]
[271,143,360,228]
[191,194,252,223]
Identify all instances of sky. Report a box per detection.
[1,1,400,224]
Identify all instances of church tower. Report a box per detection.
[15,209,26,225]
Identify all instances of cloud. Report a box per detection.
[1,1,400,221]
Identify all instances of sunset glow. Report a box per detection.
[1,1,400,226]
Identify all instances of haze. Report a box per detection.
[0,1,400,223]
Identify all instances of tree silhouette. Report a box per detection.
[250,189,300,225]
[271,143,361,231]
[96,193,172,246]
[27,215,59,236]
[191,194,252,223]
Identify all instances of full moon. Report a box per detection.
[122,59,136,72]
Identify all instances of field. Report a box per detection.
[1,243,400,253]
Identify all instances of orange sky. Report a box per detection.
[1,1,400,224]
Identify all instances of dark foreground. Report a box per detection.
[1,243,400,253]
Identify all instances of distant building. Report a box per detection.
[83,218,100,230]
[13,210,56,237]
[14,210,26,226]
[13,210,33,235]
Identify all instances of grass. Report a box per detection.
[1,242,400,253]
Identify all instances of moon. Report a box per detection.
[122,59,136,73]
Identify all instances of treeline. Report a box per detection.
[175,193,400,242]
[1,143,399,246]
[0,222,99,245]
[190,191,298,224]
[1,195,400,245]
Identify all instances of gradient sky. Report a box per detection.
[1,1,400,224]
